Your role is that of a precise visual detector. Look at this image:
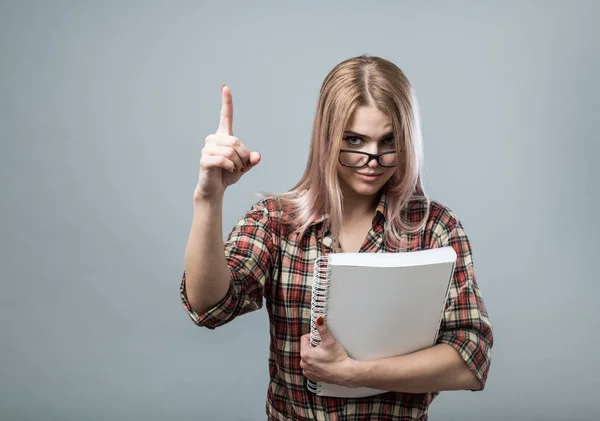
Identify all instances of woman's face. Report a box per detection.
[336,105,397,201]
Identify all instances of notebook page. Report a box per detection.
[329,246,457,268]
[325,261,454,361]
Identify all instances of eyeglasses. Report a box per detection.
[338,149,397,168]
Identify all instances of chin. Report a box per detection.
[345,178,388,197]
[350,183,385,197]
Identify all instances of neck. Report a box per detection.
[341,189,381,223]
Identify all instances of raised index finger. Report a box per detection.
[217,85,233,135]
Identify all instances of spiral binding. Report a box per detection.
[306,255,331,394]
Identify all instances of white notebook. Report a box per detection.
[306,247,457,398]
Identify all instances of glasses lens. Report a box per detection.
[379,152,397,167]
[339,151,368,168]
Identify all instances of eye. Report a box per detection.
[382,137,395,146]
[343,136,363,146]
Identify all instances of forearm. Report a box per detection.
[184,191,231,314]
[346,344,481,393]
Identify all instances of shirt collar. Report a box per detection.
[374,186,389,223]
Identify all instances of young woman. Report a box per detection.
[180,55,493,421]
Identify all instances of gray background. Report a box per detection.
[1,1,598,420]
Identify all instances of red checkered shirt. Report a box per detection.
[180,191,493,421]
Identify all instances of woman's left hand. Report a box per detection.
[300,317,356,386]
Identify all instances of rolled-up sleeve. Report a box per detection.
[180,200,276,330]
[434,218,494,390]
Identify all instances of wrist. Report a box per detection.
[341,358,366,388]
[193,187,225,206]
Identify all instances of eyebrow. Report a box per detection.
[343,130,394,140]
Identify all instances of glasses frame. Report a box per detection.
[338,149,397,169]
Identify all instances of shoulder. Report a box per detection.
[402,197,466,243]
[238,196,289,228]
[402,197,460,228]
[426,199,462,232]
[226,197,286,247]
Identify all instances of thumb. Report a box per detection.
[242,151,261,173]
[315,316,333,345]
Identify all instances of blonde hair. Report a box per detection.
[266,54,430,247]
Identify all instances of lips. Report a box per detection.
[355,172,382,182]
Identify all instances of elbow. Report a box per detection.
[439,329,493,391]
[182,272,232,314]
[463,368,484,391]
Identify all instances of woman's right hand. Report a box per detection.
[195,85,261,201]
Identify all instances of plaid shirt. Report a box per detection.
[180,191,493,421]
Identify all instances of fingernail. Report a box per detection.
[221,84,225,92]
[316,316,323,326]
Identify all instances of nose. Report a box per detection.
[367,157,380,168]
